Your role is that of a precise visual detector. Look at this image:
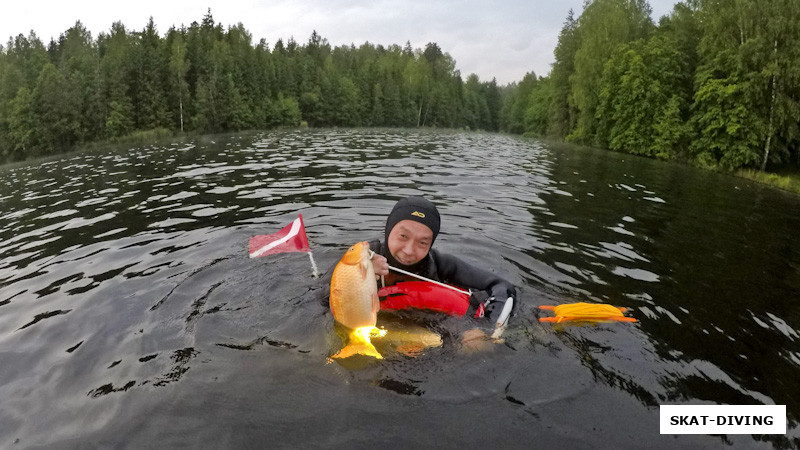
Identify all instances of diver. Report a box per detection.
[369,196,516,348]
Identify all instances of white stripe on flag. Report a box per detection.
[250,218,302,258]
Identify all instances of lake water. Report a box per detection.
[1,129,799,448]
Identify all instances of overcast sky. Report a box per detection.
[2,0,680,85]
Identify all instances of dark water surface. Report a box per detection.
[1,129,799,448]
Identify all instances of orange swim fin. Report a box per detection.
[538,302,636,323]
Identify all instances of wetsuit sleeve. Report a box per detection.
[431,250,516,322]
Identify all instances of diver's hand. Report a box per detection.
[460,328,492,353]
[371,253,389,277]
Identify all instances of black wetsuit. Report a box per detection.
[369,239,516,323]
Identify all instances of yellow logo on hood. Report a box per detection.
[411,211,425,218]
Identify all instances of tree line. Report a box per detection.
[0,10,504,162]
[3,2,799,172]
[501,0,800,171]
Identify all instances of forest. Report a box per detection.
[1,0,799,174]
[504,0,800,172]
[0,10,503,162]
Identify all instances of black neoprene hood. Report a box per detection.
[384,196,441,245]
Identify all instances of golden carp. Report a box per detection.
[329,241,382,359]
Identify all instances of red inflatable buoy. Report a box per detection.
[378,281,470,316]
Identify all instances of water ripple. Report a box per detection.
[0,129,799,447]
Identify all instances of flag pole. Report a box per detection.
[299,214,319,278]
[308,251,320,278]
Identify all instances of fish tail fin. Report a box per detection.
[332,327,383,359]
[332,341,383,359]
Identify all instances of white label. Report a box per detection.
[660,405,786,434]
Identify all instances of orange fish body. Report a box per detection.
[329,241,381,358]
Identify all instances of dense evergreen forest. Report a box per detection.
[0,10,503,162]
[1,0,799,173]
[503,0,800,171]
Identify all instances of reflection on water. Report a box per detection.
[0,129,799,448]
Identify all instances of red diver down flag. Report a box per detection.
[249,215,310,258]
